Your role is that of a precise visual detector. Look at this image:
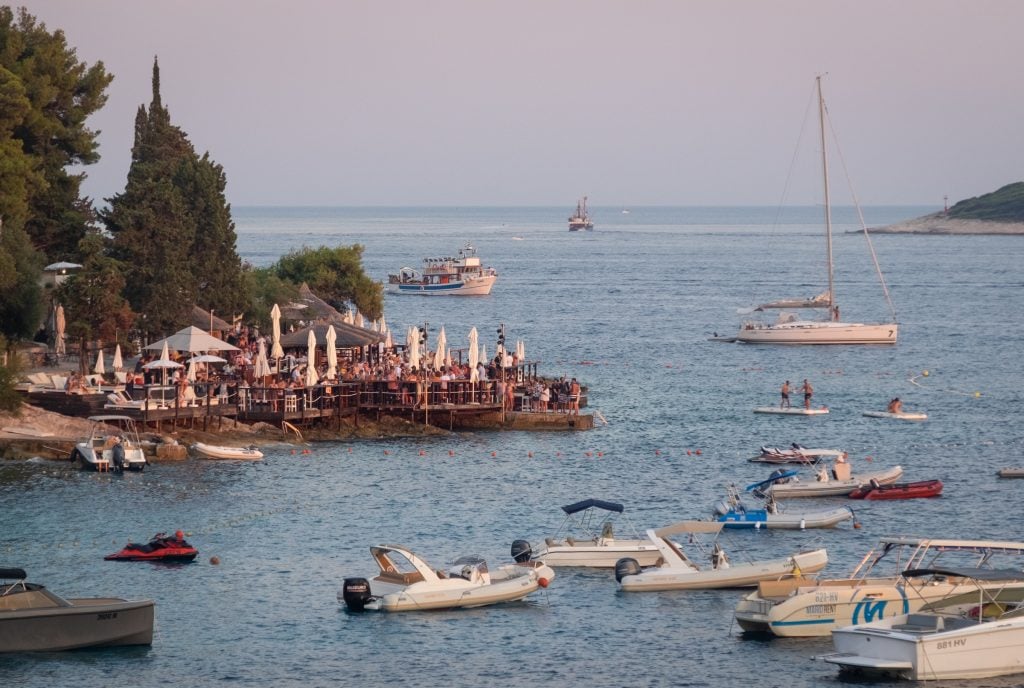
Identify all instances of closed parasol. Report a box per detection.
[325,325,338,379]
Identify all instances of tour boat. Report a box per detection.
[0,567,154,652]
[848,479,943,500]
[713,484,853,530]
[614,520,828,591]
[736,77,898,345]
[568,196,593,231]
[105,531,198,563]
[759,462,904,499]
[339,544,554,612]
[387,243,497,295]
[822,567,1024,680]
[69,415,147,471]
[733,536,1024,637]
[750,444,846,464]
[528,499,662,568]
[193,442,264,460]
[862,410,928,421]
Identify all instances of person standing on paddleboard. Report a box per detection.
[801,379,813,409]
[780,380,791,409]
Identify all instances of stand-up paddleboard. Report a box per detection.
[862,410,927,421]
[753,407,829,415]
[998,468,1024,479]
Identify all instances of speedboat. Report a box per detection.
[734,536,1024,637]
[105,531,198,563]
[387,243,497,295]
[848,479,943,500]
[822,567,1024,680]
[69,415,147,471]
[339,544,554,612]
[193,442,264,460]
[529,499,662,568]
[614,520,828,591]
[750,444,846,464]
[758,460,903,498]
[0,567,154,652]
[713,484,853,530]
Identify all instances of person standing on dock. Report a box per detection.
[801,379,813,409]
[780,380,791,409]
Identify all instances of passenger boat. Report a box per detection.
[614,520,828,591]
[733,536,1024,637]
[848,479,943,500]
[568,196,593,231]
[387,243,497,295]
[862,410,928,421]
[193,442,264,460]
[750,444,846,464]
[761,461,904,499]
[0,567,154,652]
[822,567,1024,680]
[339,544,554,612]
[69,415,147,471]
[713,484,853,529]
[528,499,662,568]
[105,531,198,563]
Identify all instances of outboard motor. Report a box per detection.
[510,539,533,563]
[614,557,642,583]
[341,577,372,612]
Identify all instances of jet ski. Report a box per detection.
[105,530,198,563]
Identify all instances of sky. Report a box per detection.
[21,0,1024,207]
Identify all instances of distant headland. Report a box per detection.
[868,182,1024,235]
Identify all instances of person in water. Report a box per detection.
[780,380,791,409]
[110,435,125,472]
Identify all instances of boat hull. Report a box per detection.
[770,466,904,498]
[0,598,154,652]
[998,468,1024,479]
[716,505,853,529]
[620,549,828,592]
[388,274,496,296]
[365,563,554,612]
[849,480,943,500]
[737,322,898,345]
[193,442,264,460]
[536,539,663,568]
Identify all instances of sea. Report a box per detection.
[2,205,1023,687]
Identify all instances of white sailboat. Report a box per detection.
[737,77,898,345]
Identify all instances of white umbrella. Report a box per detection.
[468,327,479,383]
[143,341,182,386]
[270,303,285,359]
[253,339,272,379]
[189,354,227,364]
[380,316,388,334]
[445,348,452,368]
[305,329,319,386]
[145,326,239,353]
[385,329,393,349]
[479,344,487,367]
[343,310,354,325]
[355,312,365,329]
[93,349,105,375]
[54,304,66,355]
[186,359,197,382]
[433,327,447,370]
[112,344,123,371]
[408,327,420,371]
[44,261,82,271]
[516,340,525,362]
[325,325,338,379]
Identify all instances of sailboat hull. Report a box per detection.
[737,322,898,345]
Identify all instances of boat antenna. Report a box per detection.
[817,75,835,312]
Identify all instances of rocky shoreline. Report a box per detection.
[868,213,1024,235]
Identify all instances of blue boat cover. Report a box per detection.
[561,499,624,515]
[745,469,801,492]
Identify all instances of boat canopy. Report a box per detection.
[561,499,624,515]
[86,415,137,423]
[0,567,26,579]
[745,469,800,492]
[902,567,1024,582]
[654,521,724,537]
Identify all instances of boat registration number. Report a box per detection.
[96,612,119,620]
[936,638,967,650]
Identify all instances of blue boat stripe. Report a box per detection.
[770,618,836,626]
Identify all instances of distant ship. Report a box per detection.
[568,196,594,231]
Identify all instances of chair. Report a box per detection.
[284,395,297,413]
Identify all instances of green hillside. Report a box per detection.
[947,182,1024,221]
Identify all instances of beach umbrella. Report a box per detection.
[380,316,388,334]
[146,326,239,353]
[325,325,338,379]
[253,339,272,380]
[189,354,228,364]
[434,327,447,370]
[479,344,487,367]
[112,344,123,371]
[54,304,66,355]
[468,327,479,383]
[143,342,182,386]
[93,349,105,375]
[270,303,285,360]
[355,312,365,329]
[516,340,525,362]
[186,359,197,382]
[407,327,420,371]
[305,329,319,386]
[44,261,83,272]
[445,348,452,368]
[385,329,393,349]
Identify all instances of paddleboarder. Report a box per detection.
[801,379,813,409]
[780,380,791,409]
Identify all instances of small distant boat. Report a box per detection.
[105,531,198,563]
[848,479,943,500]
[528,499,662,568]
[754,406,829,416]
[193,442,264,460]
[998,468,1024,479]
[568,196,594,231]
[387,243,497,295]
[0,567,154,652]
[750,444,846,464]
[863,410,928,421]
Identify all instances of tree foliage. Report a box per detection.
[948,182,1024,222]
[273,244,384,320]
[243,266,300,332]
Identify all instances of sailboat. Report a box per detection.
[568,196,594,231]
[737,77,898,345]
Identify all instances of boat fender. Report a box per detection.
[510,539,533,563]
[614,557,642,583]
[341,577,373,612]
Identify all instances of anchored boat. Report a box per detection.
[387,243,497,295]
[529,499,662,568]
[713,484,854,529]
[69,415,147,471]
[568,196,594,231]
[193,442,264,460]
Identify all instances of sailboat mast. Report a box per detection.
[818,76,835,311]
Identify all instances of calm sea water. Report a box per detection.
[3,206,1023,687]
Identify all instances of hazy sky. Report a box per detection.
[22,0,1024,207]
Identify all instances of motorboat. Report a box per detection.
[822,567,1024,680]
[736,76,898,345]
[568,196,594,231]
[387,243,497,295]
[863,410,928,421]
[750,444,847,464]
[69,415,147,471]
[713,484,853,530]
[733,536,1024,637]
[757,460,903,498]
[614,520,828,591]
[193,442,264,460]
[848,479,943,500]
[529,499,662,568]
[0,567,154,652]
[339,544,554,612]
[105,531,198,563]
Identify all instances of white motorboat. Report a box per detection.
[615,520,829,591]
[713,484,854,529]
[339,544,555,612]
[528,499,663,568]
[0,567,154,652]
[734,536,1024,637]
[69,415,147,471]
[193,442,264,460]
[750,444,846,464]
[387,243,497,295]
[568,195,594,231]
[736,76,898,345]
[863,410,928,421]
[823,567,1024,680]
[758,461,904,499]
